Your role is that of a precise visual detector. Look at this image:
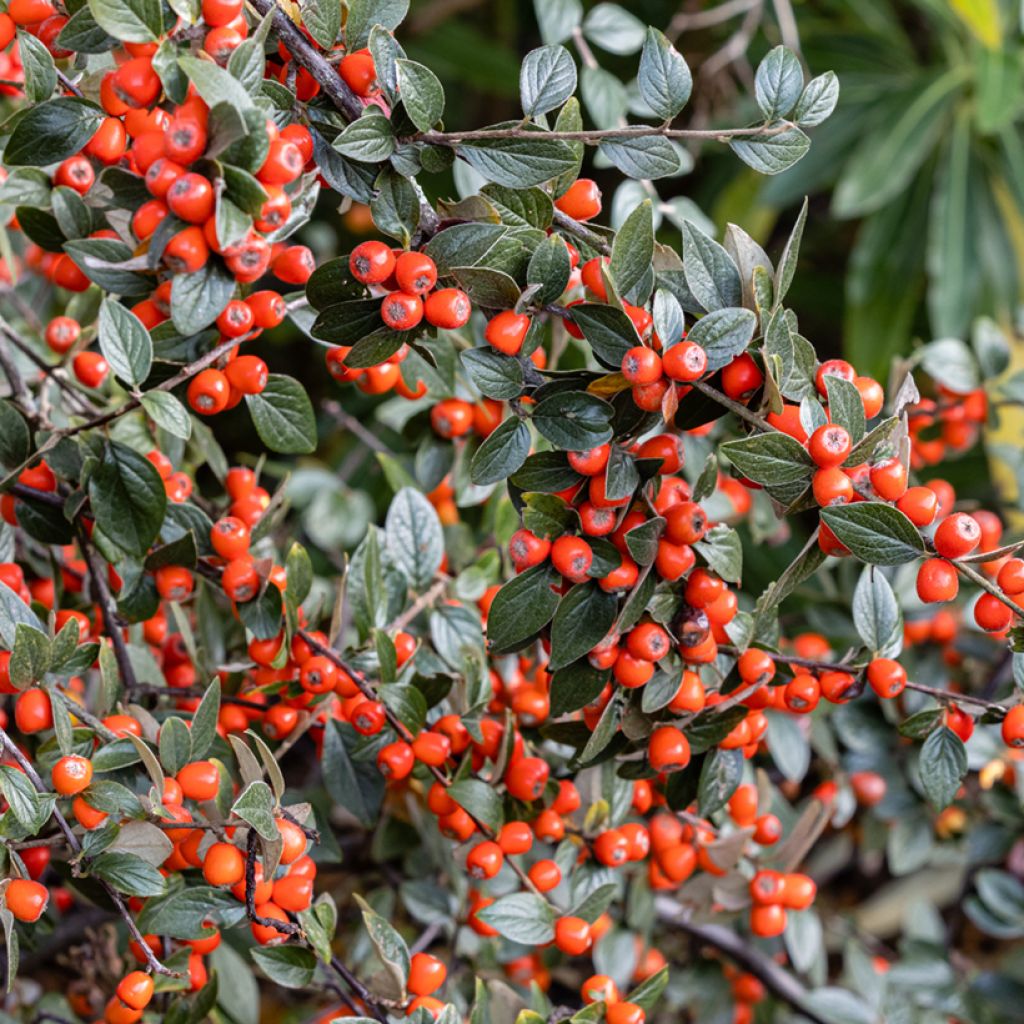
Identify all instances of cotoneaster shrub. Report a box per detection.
[0,1,1018,1024]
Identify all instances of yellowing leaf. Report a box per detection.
[949,0,1001,49]
[587,372,630,396]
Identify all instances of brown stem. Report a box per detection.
[656,897,831,1024]
[78,526,139,694]
[692,379,776,434]
[420,121,794,146]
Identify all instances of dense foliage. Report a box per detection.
[0,1,1019,1024]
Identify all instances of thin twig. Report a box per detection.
[79,526,139,694]
[420,121,795,146]
[656,896,831,1024]
[691,378,776,433]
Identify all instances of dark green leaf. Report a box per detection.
[919,726,967,810]
[610,199,654,300]
[470,417,530,485]
[477,892,554,944]
[5,98,105,167]
[88,441,167,557]
[532,391,613,450]
[99,298,152,388]
[486,563,560,653]
[820,503,925,566]
[246,375,317,454]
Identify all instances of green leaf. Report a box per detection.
[357,894,411,994]
[481,184,554,229]
[170,261,235,335]
[64,238,151,295]
[754,46,803,120]
[625,518,663,566]
[820,503,925,566]
[246,375,317,454]
[99,298,152,388]
[232,780,278,841]
[698,748,743,817]
[569,303,638,368]
[344,0,408,49]
[765,712,810,782]
[322,721,384,828]
[689,307,757,372]
[158,716,192,775]
[89,441,167,557]
[638,27,691,121]
[461,348,524,401]
[298,0,340,48]
[511,451,582,493]
[682,223,741,312]
[534,0,581,46]
[522,492,575,540]
[582,2,645,55]
[720,431,812,488]
[141,391,192,441]
[599,135,681,179]
[0,765,43,831]
[333,113,395,162]
[385,487,443,589]
[178,55,253,110]
[8,624,50,689]
[5,98,105,166]
[460,131,581,188]
[371,168,420,246]
[693,524,742,583]
[470,417,530,486]
[919,726,967,810]
[56,7,116,53]
[852,567,902,657]
[190,679,221,760]
[91,852,167,896]
[18,31,57,103]
[396,59,445,132]
[581,64,626,129]
[487,563,560,653]
[251,946,317,989]
[794,71,839,127]
[825,374,866,444]
[527,233,572,305]
[0,401,30,469]
[285,542,313,605]
[86,0,162,42]
[477,892,554,944]
[532,391,613,450]
[550,660,609,717]
[447,779,504,831]
[520,45,577,118]
[52,187,91,242]
[549,582,618,671]
[610,200,654,300]
[627,966,669,1012]
[730,127,810,176]
[919,337,978,394]
[450,266,521,308]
